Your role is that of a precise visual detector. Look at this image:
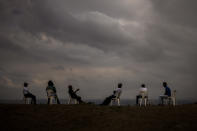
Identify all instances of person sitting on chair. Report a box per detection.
[23,82,36,104]
[136,84,148,105]
[101,83,123,105]
[101,91,116,105]
[68,85,84,104]
[46,80,60,104]
[159,82,171,105]
[114,83,122,98]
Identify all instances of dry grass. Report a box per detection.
[0,104,197,131]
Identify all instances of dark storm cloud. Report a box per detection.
[151,0,197,28]
[0,0,197,100]
[0,0,136,52]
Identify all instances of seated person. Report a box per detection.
[159,82,171,105]
[101,91,116,105]
[114,83,122,98]
[136,84,148,105]
[23,82,36,104]
[46,80,60,104]
[68,85,84,104]
[101,83,123,105]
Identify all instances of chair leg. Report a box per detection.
[50,98,52,104]
[49,97,56,104]
[139,99,142,107]
[172,98,176,106]
[144,99,147,107]
[118,99,120,106]
[110,100,113,106]
[68,98,71,104]
[25,98,32,104]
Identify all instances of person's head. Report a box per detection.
[48,80,54,86]
[141,84,145,88]
[68,85,73,89]
[24,82,28,87]
[163,82,167,87]
[118,83,122,88]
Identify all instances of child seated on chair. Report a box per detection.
[46,80,60,104]
[68,85,84,104]
[23,82,37,104]
[136,84,148,105]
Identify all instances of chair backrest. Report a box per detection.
[140,92,147,99]
[47,89,56,97]
[115,90,122,99]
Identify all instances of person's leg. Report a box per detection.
[101,95,115,105]
[56,96,61,104]
[72,94,83,104]
[29,94,36,104]
[32,94,36,104]
[159,95,167,105]
[159,96,163,105]
[161,97,164,105]
[76,96,84,103]
[47,98,50,104]
[136,95,141,105]
[24,93,36,104]
[101,96,111,105]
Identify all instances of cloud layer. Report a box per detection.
[0,0,197,100]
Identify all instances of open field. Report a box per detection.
[0,104,197,131]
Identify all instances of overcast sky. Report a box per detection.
[0,0,197,100]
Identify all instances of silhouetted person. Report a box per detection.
[23,82,36,104]
[68,85,84,104]
[136,84,148,105]
[114,83,122,97]
[159,82,171,105]
[101,91,116,105]
[46,80,60,104]
[101,83,123,105]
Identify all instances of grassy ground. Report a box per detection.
[0,104,197,131]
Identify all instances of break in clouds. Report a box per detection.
[0,0,197,100]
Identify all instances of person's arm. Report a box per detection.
[74,89,80,93]
[24,87,30,94]
[53,87,57,93]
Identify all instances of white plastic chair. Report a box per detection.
[24,97,32,104]
[68,95,78,104]
[47,89,57,104]
[110,91,122,106]
[138,93,148,107]
[164,90,176,106]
